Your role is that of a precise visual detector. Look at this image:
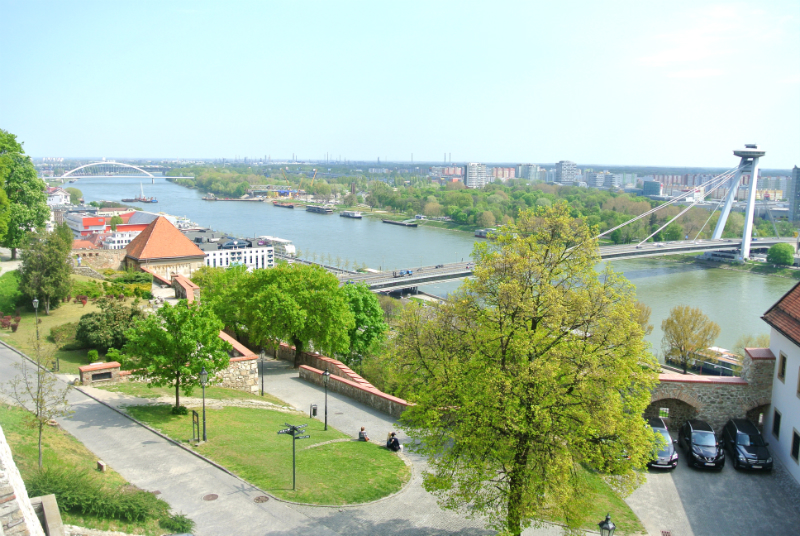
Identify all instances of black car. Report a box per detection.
[722,419,773,471]
[647,417,678,470]
[678,419,725,469]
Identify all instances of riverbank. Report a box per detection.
[664,253,800,280]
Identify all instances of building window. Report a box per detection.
[778,352,787,382]
[793,431,800,463]
[773,409,782,439]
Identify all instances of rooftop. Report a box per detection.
[762,281,800,347]
[125,217,206,261]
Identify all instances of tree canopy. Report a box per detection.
[18,224,73,314]
[340,282,387,368]
[392,204,659,535]
[767,243,794,266]
[75,297,144,353]
[121,300,231,411]
[661,305,720,374]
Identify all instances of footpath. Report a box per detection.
[0,344,564,535]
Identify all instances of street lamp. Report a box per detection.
[32,298,39,342]
[322,369,330,431]
[260,349,266,396]
[598,514,616,536]
[199,366,208,442]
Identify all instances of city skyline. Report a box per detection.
[2,1,798,168]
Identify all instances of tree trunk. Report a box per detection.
[38,422,43,469]
[11,247,17,260]
[682,355,688,374]
[44,297,51,315]
[292,337,303,368]
[506,448,528,536]
[175,371,181,409]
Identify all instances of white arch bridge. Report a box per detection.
[54,162,188,181]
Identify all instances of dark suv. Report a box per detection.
[647,417,678,470]
[678,419,725,469]
[722,419,773,471]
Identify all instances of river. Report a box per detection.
[73,175,795,352]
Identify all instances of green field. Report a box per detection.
[125,404,410,505]
[97,381,288,407]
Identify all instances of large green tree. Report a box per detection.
[661,305,720,374]
[18,224,73,314]
[0,130,49,259]
[340,282,387,369]
[243,263,354,367]
[192,264,251,341]
[122,300,232,411]
[767,243,794,266]
[393,204,659,535]
[75,297,144,353]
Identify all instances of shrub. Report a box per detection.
[11,323,18,333]
[76,298,143,353]
[87,350,99,362]
[49,322,79,347]
[767,243,795,266]
[159,513,195,533]
[26,467,169,523]
[171,405,188,416]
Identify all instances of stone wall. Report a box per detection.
[300,365,409,419]
[70,249,126,271]
[648,348,775,432]
[214,356,259,394]
[71,266,105,280]
[0,425,45,536]
[78,362,121,386]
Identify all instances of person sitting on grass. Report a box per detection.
[387,431,402,452]
[358,426,370,442]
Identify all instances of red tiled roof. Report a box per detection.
[762,281,800,347]
[125,217,205,261]
[78,361,121,372]
[658,373,748,385]
[72,239,96,250]
[218,331,256,358]
[744,347,776,360]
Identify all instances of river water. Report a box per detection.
[73,175,795,352]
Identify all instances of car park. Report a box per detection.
[678,419,725,469]
[722,419,773,471]
[647,417,678,470]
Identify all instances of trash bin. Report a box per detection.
[310,404,318,417]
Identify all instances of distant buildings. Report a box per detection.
[465,163,489,189]
[555,160,577,184]
[124,217,207,280]
[46,187,70,206]
[642,180,663,196]
[788,166,800,222]
[198,238,275,271]
[490,167,516,182]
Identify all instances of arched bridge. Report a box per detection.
[340,237,796,292]
[60,161,155,178]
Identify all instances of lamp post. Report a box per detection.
[260,350,265,396]
[322,370,330,431]
[32,298,39,342]
[598,514,616,536]
[199,366,208,442]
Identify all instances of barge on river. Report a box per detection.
[339,210,362,219]
[273,201,295,208]
[382,219,418,227]
[306,205,334,214]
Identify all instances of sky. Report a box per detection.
[1,1,798,168]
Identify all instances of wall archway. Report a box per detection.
[645,398,699,431]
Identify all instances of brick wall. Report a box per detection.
[299,365,409,419]
[214,357,259,394]
[79,362,121,386]
[70,249,126,271]
[649,349,775,432]
[0,425,45,536]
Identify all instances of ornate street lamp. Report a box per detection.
[199,366,208,442]
[599,514,616,536]
[322,369,331,431]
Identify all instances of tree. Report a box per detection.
[191,264,251,341]
[0,130,49,259]
[343,192,358,206]
[3,337,72,468]
[476,210,496,227]
[340,283,387,369]
[393,205,659,535]
[661,305,720,374]
[109,215,123,231]
[121,300,232,412]
[767,243,794,266]
[635,301,654,336]
[18,225,73,314]
[65,187,82,205]
[242,264,354,367]
[75,297,144,353]
[732,333,771,359]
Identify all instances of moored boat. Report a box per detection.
[306,205,334,214]
[339,210,362,219]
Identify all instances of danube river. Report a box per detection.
[74,176,795,352]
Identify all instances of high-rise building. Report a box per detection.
[465,163,489,189]
[788,166,800,222]
[517,164,541,181]
[555,160,577,183]
[642,180,663,197]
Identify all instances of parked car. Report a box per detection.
[722,419,773,471]
[678,419,725,469]
[647,417,678,470]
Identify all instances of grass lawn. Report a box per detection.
[572,468,644,535]
[126,405,410,505]
[0,404,164,535]
[96,381,288,407]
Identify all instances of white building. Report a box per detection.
[201,239,275,270]
[465,163,489,189]
[761,283,800,485]
[555,160,577,184]
[102,231,140,250]
[46,187,70,206]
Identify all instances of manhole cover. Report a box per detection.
[202,494,218,501]
[151,490,161,495]
[254,495,269,503]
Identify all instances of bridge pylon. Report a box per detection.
[710,144,765,260]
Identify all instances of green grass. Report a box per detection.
[0,404,164,535]
[96,382,288,406]
[574,468,644,535]
[126,405,410,505]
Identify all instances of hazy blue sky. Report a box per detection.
[2,1,798,168]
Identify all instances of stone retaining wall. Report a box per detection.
[70,249,126,271]
[0,425,45,536]
[78,362,121,387]
[71,266,105,280]
[214,356,259,394]
[648,348,775,432]
[299,365,409,419]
